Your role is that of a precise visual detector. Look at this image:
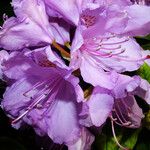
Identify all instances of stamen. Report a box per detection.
[92,34,116,41]
[110,117,129,150]
[89,50,112,57]
[97,45,122,51]
[65,42,71,49]
[11,93,47,124]
[111,115,130,126]
[113,109,127,125]
[12,77,62,124]
[116,101,129,123]
[52,41,70,58]
[99,38,129,46]
[23,81,47,97]
[121,99,142,119]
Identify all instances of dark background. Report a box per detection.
[0,0,150,150]
[0,1,63,149]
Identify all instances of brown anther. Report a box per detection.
[84,86,93,99]
[52,41,70,58]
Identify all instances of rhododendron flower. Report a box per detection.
[0,0,150,149]
[70,29,148,88]
[69,1,150,88]
[0,0,70,51]
[81,74,150,128]
[1,50,89,147]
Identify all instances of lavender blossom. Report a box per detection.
[0,50,92,147]
[0,0,70,51]
[69,1,150,89]
[80,74,150,128]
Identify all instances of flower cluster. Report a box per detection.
[0,0,150,149]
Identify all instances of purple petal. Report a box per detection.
[0,17,52,50]
[83,87,114,127]
[123,5,150,36]
[113,74,140,99]
[80,57,118,89]
[135,78,150,104]
[68,128,94,150]
[44,0,81,25]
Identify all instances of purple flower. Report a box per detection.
[70,29,147,89]
[80,74,150,128]
[1,50,88,147]
[69,1,150,88]
[0,0,70,50]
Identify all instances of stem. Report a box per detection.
[111,118,129,150]
[52,41,70,58]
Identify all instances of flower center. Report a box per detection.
[80,34,150,62]
[81,14,97,28]
[80,8,101,28]
[81,34,129,57]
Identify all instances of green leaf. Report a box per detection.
[134,128,150,150]
[135,142,150,150]
[141,44,150,50]
[136,35,150,41]
[137,63,150,83]
[93,125,140,150]
[143,110,150,130]
[120,129,141,150]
